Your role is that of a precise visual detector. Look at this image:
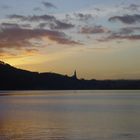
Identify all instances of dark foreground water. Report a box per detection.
[0,90,140,140]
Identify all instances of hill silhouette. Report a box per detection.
[0,61,140,90]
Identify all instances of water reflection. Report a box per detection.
[0,90,140,140]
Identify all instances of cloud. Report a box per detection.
[49,20,74,30]
[74,13,93,21]
[94,8,101,12]
[98,25,140,42]
[0,23,20,28]
[8,14,55,22]
[0,25,80,54]
[64,14,73,22]
[48,35,81,45]
[21,24,31,28]
[109,34,140,40]
[33,7,42,11]
[42,1,56,9]
[38,20,74,30]
[0,51,16,57]
[79,26,110,34]
[118,27,140,35]
[118,28,134,35]
[124,4,140,11]
[99,33,140,42]
[0,23,32,29]
[8,14,25,19]
[109,14,140,24]
[24,49,39,55]
[8,14,75,30]
[1,5,11,9]
[38,23,48,28]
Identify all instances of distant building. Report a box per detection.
[72,70,78,79]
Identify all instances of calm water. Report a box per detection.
[0,90,140,140]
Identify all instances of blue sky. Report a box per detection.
[1,0,139,16]
[0,0,140,79]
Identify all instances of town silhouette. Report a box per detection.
[0,61,140,90]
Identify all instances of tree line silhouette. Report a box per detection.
[0,61,140,90]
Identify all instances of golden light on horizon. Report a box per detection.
[0,0,140,80]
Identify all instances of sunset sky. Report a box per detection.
[0,0,140,79]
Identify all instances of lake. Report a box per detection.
[0,90,140,140]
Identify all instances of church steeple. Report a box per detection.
[72,70,77,79]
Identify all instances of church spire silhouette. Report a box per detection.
[72,70,77,79]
